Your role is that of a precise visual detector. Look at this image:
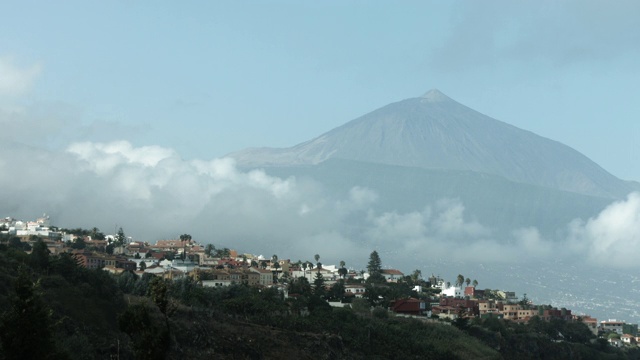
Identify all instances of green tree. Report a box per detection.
[472,279,478,288]
[313,272,326,298]
[115,227,126,247]
[411,269,422,284]
[204,244,215,257]
[272,254,280,281]
[456,274,465,287]
[465,277,471,287]
[139,261,147,271]
[90,227,105,240]
[288,276,312,296]
[30,238,51,271]
[338,260,348,279]
[0,267,60,359]
[366,250,385,284]
[314,253,321,273]
[329,279,346,301]
[71,236,86,250]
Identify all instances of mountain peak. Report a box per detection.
[420,89,450,102]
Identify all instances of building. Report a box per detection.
[391,298,427,316]
[601,320,625,335]
[381,269,404,283]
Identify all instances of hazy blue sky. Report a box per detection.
[1,0,639,180]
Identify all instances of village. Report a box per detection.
[2,214,639,348]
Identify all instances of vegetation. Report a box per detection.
[0,236,638,359]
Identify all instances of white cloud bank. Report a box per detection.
[1,139,639,268]
[568,193,640,268]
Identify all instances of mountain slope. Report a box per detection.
[229,90,634,198]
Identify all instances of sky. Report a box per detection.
[1,1,639,179]
[3,1,640,321]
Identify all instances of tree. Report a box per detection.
[139,261,147,271]
[314,253,321,272]
[338,260,348,279]
[179,234,192,242]
[90,227,105,240]
[329,279,346,301]
[456,274,465,287]
[307,261,314,277]
[71,236,87,250]
[204,244,215,257]
[115,227,126,247]
[366,250,385,284]
[313,272,326,297]
[472,279,478,288]
[272,254,280,280]
[288,276,312,296]
[465,278,471,287]
[411,269,422,284]
[30,238,51,271]
[0,267,60,359]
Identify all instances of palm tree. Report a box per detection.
[272,254,280,280]
[411,269,422,284]
[472,279,478,288]
[465,278,471,287]
[456,274,464,288]
[307,262,314,282]
[204,244,214,257]
[338,260,347,279]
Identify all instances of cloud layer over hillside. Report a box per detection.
[1,138,638,269]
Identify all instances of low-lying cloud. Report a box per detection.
[1,139,638,269]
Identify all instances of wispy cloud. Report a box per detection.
[0,56,42,96]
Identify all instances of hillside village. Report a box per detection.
[2,214,639,349]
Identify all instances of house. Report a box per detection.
[390,298,427,316]
[441,285,463,298]
[621,334,636,345]
[72,250,105,269]
[251,268,274,286]
[431,305,461,320]
[381,269,404,283]
[439,297,478,316]
[344,284,366,298]
[478,300,498,316]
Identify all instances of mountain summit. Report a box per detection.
[228,91,634,198]
[420,89,451,102]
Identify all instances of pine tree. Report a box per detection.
[366,250,385,284]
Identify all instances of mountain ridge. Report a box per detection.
[228,90,634,199]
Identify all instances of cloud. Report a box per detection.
[0,56,42,96]
[567,192,640,268]
[2,139,639,270]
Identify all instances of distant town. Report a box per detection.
[2,214,638,348]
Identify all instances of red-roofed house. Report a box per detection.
[390,298,427,316]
